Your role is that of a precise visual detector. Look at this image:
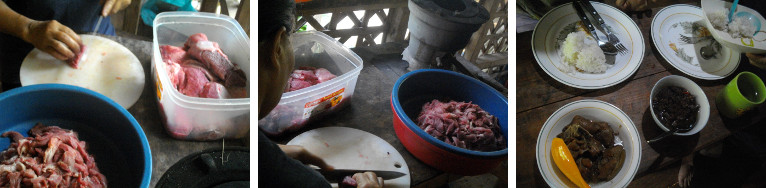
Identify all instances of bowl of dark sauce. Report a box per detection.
[650,75,710,136]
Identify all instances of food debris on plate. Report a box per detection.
[0,123,107,187]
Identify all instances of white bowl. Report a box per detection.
[649,75,710,136]
[701,0,766,53]
[536,99,641,188]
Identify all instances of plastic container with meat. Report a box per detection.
[258,31,363,136]
[151,12,249,140]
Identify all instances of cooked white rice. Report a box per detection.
[707,8,756,38]
[560,31,608,73]
[728,16,756,38]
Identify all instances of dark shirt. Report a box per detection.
[0,0,116,91]
[258,130,332,188]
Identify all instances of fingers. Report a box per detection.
[300,151,333,170]
[377,177,384,187]
[45,47,68,60]
[55,30,80,54]
[102,0,115,16]
[615,0,628,10]
[353,172,382,188]
[103,0,131,16]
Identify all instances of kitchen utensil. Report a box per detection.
[391,69,507,176]
[735,11,762,36]
[701,0,766,53]
[651,4,740,80]
[646,123,695,144]
[93,16,104,34]
[649,75,710,136]
[536,99,641,188]
[572,0,617,65]
[532,2,644,89]
[728,0,739,23]
[578,0,628,54]
[287,127,411,188]
[315,169,407,183]
[20,35,145,109]
[679,34,713,44]
[716,71,766,118]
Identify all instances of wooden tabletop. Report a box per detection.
[107,34,248,188]
[515,4,766,187]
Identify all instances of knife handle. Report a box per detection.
[578,0,612,35]
[572,1,600,39]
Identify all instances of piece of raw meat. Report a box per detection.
[66,45,87,69]
[200,82,230,99]
[416,100,505,152]
[284,67,337,92]
[185,33,247,87]
[0,123,107,187]
[340,176,357,188]
[178,64,211,97]
[159,45,187,64]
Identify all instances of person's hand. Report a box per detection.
[746,53,766,69]
[101,0,132,16]
[23,20,81,61]
[352,172,384,188]
[278,144,334,170]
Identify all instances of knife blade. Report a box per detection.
[577,0,616,41]
[92,16,104,34]
[572,0,601,40]
[315,169,406,183]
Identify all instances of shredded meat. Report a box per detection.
[416,100,506,152]
[0,123,107,187]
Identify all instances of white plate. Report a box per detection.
[287,127,410,188]
[651,4,740,80]
[532,2,645,89]
[20,35,145,109]
[701,0,766,53]
[536,99,641,188]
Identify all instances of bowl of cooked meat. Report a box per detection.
[391,69,508,176]
[536,99,641,188]
[0,84,151,187]
[650,75,710,136]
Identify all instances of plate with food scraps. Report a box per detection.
[536,99,641,188]
[651,4,740,80]
[20,35,145,109]
[701,0,766,53]
[287,127,410,188]
[532,2,645,89]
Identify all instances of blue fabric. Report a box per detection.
[0,0,115,88]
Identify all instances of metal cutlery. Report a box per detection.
[573,0,617,65]
[578,0,628,55]
[679,34,712,44]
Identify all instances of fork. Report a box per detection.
[578,0,628,55]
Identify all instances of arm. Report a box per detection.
[0,1,81,60]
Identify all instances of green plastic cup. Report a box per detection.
[716,71,766,118]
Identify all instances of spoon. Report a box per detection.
[700,40,718,60]
[728,0,740,23]
[647,122,694,144]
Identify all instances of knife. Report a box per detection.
[577,0,617,41]
[572,0,601,40]
[92,16,104,34]
[315,169,407,183]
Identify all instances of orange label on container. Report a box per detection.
[155,73,163,100]
[303,88,345,119]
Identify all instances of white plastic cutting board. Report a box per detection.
[20,35,145,109]
[287,127,411,188]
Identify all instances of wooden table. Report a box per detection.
[515,4,766,187]
[107,34,248,188]
[266,41,508,187]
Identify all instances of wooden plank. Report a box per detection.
[235,0,249,36]
[327,12,344,31]
[346,11,363,28]
[304,16,326,31]
[297,0,407,15]
[476,53,508,69]
[200,0,218,13]
[123,0,142,34]
[321,26,386,38]
[384,7,409,43]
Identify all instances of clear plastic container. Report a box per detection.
[152,12,250,140]
[258,31,363,136]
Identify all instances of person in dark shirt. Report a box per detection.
[0,0,131,91]
[258,0,384,187]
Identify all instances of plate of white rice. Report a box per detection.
[651,4,740,80]
[701,0,766,53]
[532,2,644,89]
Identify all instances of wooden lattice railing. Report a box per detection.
[295,0,409,47]
[461,0,508,85]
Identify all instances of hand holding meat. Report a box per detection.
[23,20,81,61]
[277,144,334,170]
[100,0,132,16]
[352,172,384,188]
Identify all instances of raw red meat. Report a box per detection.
[66,45,87,69]
[416,100,505,152]
[284,67,337,92]
[0,123,107,187]
[340,176,357,188]
[159,34,248,99]
[185,33,247,87]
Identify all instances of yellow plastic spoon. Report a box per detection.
[552,138,591,188]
